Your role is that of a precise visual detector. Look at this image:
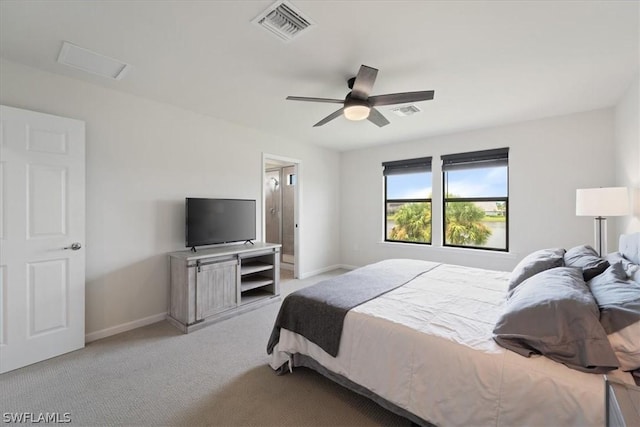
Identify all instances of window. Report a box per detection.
[442,148,509,251]
[383,157,432,244]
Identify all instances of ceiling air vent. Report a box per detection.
[57,41,130,80]
[252,1,314,42]
[391,105,421,117]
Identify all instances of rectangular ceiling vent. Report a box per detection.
[391,105,422,117]
[57,41,130,80]
[252,1,314,42]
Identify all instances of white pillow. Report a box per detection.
[629,264,640,283]
[619,232,640,265]
[606,252,640,282]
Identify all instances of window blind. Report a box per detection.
[382,156,432,176]
[441,148,508,171]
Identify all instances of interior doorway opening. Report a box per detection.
[262,154,300,279]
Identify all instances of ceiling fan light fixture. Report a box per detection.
[344,105,370,121]
[286,64,434,127]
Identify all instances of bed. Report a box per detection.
[267,234,640,426]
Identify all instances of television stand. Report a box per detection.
[167,242,281,333]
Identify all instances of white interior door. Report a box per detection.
[0,105,85,374]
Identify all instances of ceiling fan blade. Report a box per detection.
[367,108,390,127]
[313,108,345,127]
[286,96,344,104]
[351,65,378,100]
[369,90,435,107]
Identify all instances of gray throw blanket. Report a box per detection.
[267,259,438,357]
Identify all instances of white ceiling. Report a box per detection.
[1,1,638,151]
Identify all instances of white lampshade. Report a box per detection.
[576,187,629,217]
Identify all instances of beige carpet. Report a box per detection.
[0,269,411,426]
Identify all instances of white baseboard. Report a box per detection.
[336,264,358,271]
[85,312,167,343]
[299,264,352,279]
[85,264,358,341]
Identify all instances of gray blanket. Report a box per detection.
[267,259,438,357]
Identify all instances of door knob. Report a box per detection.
[63,242,82,251]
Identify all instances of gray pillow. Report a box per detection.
[588,262,640,334]
[507,248,565,295]
[494,267,619,373]
[564,244,609,281]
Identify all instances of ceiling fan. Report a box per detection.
[286,65,435,128]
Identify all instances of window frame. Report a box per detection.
[441,148,509,252]
[382,157,432,245]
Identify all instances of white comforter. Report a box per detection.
[269,262,633,426]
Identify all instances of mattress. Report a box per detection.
[269,262,633,426]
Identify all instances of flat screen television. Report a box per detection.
[185,198,256,249]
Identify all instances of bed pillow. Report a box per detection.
[619,232,640,265]
[607,252,640,283]
[588,262,640,371]
[564,244,609,281]
[494,267,619,373]
[507,248,565,295]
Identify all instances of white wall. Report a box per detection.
[614,73,640,237]
[340,109,616,271]
[0,59,341,338]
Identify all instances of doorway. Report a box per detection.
[263,154,300,279]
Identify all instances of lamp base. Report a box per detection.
[593,216,607,257]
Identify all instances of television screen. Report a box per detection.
[186,198,256,248]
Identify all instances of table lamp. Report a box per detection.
[576,187,629,256]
